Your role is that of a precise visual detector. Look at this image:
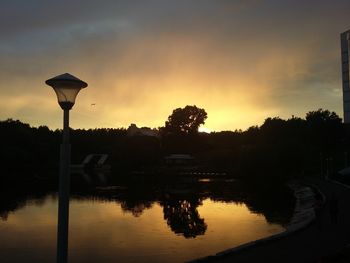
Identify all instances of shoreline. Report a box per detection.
[189,181,324,262]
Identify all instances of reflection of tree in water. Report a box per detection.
[0,208,15,221]
[0,197,23,221]
[116,187,156,217]
[120,200,153,217]
[243,187,295,226]
[0,179,295,229]
[0,188,49,221]
[162,197,207,238]
[73,186,156,217]
[207,181,295,226]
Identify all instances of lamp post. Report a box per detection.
[45,73,88,263]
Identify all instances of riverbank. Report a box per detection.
[191,178,350,263]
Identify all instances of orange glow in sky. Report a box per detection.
[0,1,347,130]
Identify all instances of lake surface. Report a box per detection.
[0,178,293,262]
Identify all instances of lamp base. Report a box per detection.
[59,102,74,110]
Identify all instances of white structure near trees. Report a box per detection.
[127,123,160,138]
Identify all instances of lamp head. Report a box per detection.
[45,73,88,110]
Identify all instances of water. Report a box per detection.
[0,179,293,262]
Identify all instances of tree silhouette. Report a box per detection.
[0,106,347,185]
[306,109,341,125]
[163,105,207,135]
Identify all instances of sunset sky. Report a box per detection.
[0,0,349,131]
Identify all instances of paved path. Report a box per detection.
[200,179,350,263]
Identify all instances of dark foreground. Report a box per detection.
[203,178,350,263]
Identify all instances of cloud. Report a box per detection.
[0,0,349,130]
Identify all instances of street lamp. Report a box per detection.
[45,73,87,263]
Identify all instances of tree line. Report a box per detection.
[0,106,348,185]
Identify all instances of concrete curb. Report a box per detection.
[189,182,325,262]
[327,178,350,190]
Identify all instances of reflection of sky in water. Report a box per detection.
[0,196,284,263]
